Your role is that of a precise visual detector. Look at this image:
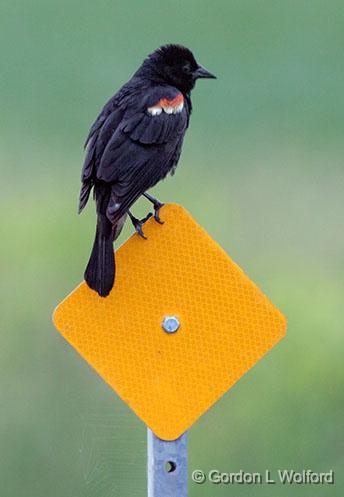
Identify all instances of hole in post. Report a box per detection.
[165,461,177,473]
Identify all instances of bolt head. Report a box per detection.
[162,316,180,333]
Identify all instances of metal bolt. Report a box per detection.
[162,316,180,333]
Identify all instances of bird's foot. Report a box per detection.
[152,201,164,224]
[143,193,165,224]
[128,211,153,239]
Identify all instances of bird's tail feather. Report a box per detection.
[84,223,115,297]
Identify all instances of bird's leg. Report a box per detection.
[143,192,164,224]
[128,211,152,239]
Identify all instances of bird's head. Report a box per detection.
[141,44,216,93]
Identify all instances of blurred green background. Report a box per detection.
[1,1,343,496]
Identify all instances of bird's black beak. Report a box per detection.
[194,64,216,79]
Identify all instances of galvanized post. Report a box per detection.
[147,429,188,497]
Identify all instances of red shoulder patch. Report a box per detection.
[148,94,184,115]
[158,94,184,108]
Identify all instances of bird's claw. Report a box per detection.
[152,201,165,224]
[130,212,153,239]
[143,193,165,224]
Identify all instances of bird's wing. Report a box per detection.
[79,98,124,212]
[81,100,123,183]
[96,86,188,223]
[118,86,187,145]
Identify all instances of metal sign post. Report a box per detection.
[147,429,188,497]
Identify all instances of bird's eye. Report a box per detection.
[182,63,191,73]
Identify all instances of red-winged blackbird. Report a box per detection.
[79,44,216,297]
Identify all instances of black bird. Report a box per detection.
[79,44,216,297]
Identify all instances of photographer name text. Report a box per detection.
[191,469,334,485]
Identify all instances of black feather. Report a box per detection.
[84,222,115,297]
[78,181,92,213]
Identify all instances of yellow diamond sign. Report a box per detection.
[53,204,286,440]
